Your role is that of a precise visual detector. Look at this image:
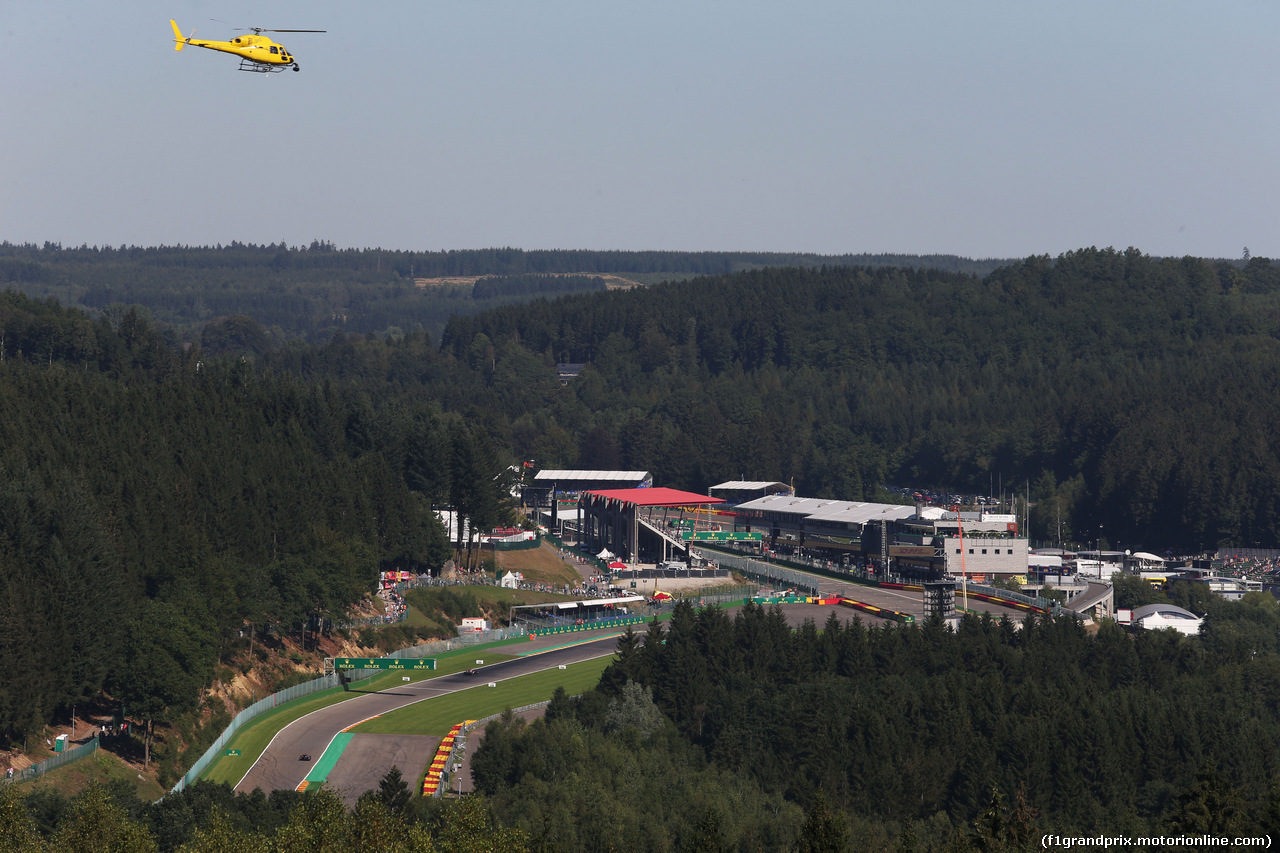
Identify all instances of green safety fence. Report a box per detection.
[8,737,99,786]
[171,627,526,797]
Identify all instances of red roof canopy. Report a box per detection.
[584,487,725,507]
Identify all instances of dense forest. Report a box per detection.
[469,596,1280,849]
[7,595,1279,851]
[0,242,1004,344]
[19,242,1278,553]
[5,243,1280,842]
[0,292,511,749]
[0,775,531,853]
[433,248,1280,552]
[5,247,1280,736]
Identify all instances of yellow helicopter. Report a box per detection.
[170,20,324,73]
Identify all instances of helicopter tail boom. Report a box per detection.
[170,19,188,51]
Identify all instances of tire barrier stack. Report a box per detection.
[422,722,469,797]
[835,596,916,624]
[171,628,525,798]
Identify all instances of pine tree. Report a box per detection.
[798,790,849,853]
[377,766,411,816]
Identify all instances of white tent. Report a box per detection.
[1129,603,1202,636]
[596,549,613,560]
[500,571,523,589]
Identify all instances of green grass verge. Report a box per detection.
[471,586,580,605]
[399,603,447,631]
[406,585,578,613]
[200,649,519,786]
[352,656,612,736]
[200,684,358,786]
[468,634,532,651]
[18,748,167,801]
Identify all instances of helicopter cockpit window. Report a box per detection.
[270,46,279,54]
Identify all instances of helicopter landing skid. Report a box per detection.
[238,59,290,73]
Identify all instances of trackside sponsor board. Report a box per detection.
[333,657,436,670]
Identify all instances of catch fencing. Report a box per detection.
[4,737,99,786]
[714,552,830,595]
[491,534,542,552]
[957,581,1058,614]
[712,550,1058,614]
[338,627,527,681]
[170,673,346,795]
[169,625,526,796]
[620,585,761,619]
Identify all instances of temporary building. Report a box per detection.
[1127,603,1203,636]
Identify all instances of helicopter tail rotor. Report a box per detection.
[170,19,192,51]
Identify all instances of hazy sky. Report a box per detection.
[3,1,1277,259]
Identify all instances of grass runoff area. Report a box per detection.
[352,656,612,736]
[200,644,525,787]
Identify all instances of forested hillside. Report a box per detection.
[0,242,1005,343]
[5,243,1280,777]
[437,248,1280,551]
[471,598,1280,848]
[0,293,510,746]
[9,244,1278,556]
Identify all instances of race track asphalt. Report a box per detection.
[233,633,620,798]
[232,592,1034,800]
[324,734,438,807]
